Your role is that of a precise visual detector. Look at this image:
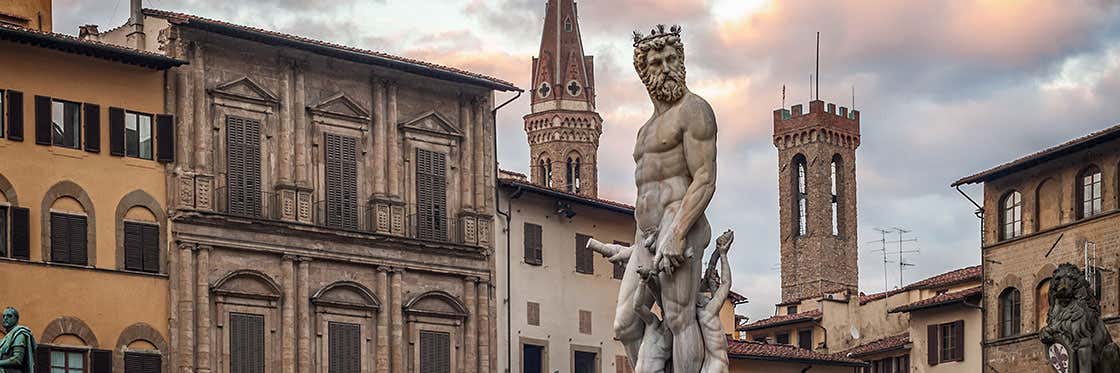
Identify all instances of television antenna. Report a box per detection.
[888,227,920,286]
[866,227,920,291]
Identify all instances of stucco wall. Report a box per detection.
[0,0,50,31]
[909,304,982,373]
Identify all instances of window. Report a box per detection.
[527,302,540,326]
[124,351,161,373]
[8,207,28,260]
[564,16,573,32]
[830,155,841,236]
[574,350,597,373]
[524,344,545,373]
[50,212,87,265]
[575,234,593,274]
[1000,191,1022,240]
[579,309,592,334]
[51,99,81,148]
[125,111,153,159]
[0,206,6,257]
[1037,279,1051,329]
[775,333,790,345]
[419,330,451,373]
[416,148,448,241]
[230,312,265,373]
[999,288,1021,337]
[793,155,808,236]
[568,81,582,96]
[870,356,909,373]
[50,349,86,373]
[787,305,798,315]
[324,133,358,230]
[524,223,543,265]
[226,116,262,217]
[538,157,553,186]
[797,328,812,349]
[1079,166,1103,219]
[927,320,964,365]
[612,241,630,280]
[328,322,360,373]
[123,221,160,273]
[566,156,582,193]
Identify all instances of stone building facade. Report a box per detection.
[952,123,1120,372]
[773,100,860,302]
[0,5,185,371]
[523,0,602,198]
[97,8,519,373]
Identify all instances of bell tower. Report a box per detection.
[524,0,602,197]
[773,100,861,302]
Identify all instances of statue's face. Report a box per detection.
[2,309,16,330]
[641,44,686,102]
[1052,271,1078,300]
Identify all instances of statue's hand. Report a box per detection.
[654,235,689,273]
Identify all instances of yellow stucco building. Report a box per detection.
[0,8,185,372]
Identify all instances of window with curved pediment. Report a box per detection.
[313,282,380,373]
[405,291,468,373]
[212,270,281,373]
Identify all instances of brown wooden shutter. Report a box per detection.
[415,149,448,241]
[927,324,939,365]
[156,114,174,162]
[69,214,87,265]
[953,320,965,361]
[324,134,358,230]
[50,213,69,263]
[124,222,143,270]
[141,223,159,273]
[34,344,49,373]
[109,107,125,156]
[10,207,29,259]
[6,90,22,141]
[34,95,51,145]
[575,233,593,274]
[527,301,540,326]
[329,322,361,373]
[90,349,114,373]
[124,352,161,373]
[83,103,100,152]
[226,117,262,217]
[419,330,451,373]
[230,312,265,373]
[579,309,592,334]
[524,223,542,265]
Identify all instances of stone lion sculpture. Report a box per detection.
[1039,263,1120,373]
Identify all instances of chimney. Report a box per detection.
[126,0,145,50]
[78,25,100,40]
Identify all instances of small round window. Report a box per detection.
[537,82,552,98]
[566,80,582,97]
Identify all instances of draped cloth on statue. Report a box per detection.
[0,325,35,373]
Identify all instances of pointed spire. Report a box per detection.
[530,0,594,111]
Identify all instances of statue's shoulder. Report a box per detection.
[683,92,714,112]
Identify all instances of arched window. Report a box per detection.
[830,155,841,236]
[574,157,582,193]
[793,155,808,236]
[565,155,581,193]
[1078,165,1102,219]
[1036,279,1051,329]
[544,158,553,188]
[999,288,1021,337]
[1000,191,1022,240]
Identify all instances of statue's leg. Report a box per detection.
[660,214,710,373]
[1079,346,1093,373]
[616,252,652,366]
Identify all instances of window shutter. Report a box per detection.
[415,149,448,241]
[342,136,358,230]
[419,330,451,373]
[10,207,29,260]
[83,103,100,152]
[927,324,939,365]
[7,90,23,141]
[953,320,965,361]
[579,309,592,334]
[324,134,358,230]
[156,114,174,162]
[230,312,266,373]
[575,234,592,274]
[524,223,542,265]
[124,222,143,271]
[124,352,162,373]
[142,223,159,273]
[109,107,125,156]
[34,344,49,373]
[226,117,262,217]
[50,213,69,263]
[69,215,88,265]
[34,95,51,145]
[527,302,540,326]
[90,349,113,373]
[433,152,447,241]
[329,322,361,373]
[245,118,262,216]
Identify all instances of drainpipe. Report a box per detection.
[956,184,986,372]
[491,89,522,373]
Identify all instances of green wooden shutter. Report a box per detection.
[329,322,361,373]
[419,330,451,373]
[90,349,113,373]
[34,95,51,145]
[230,312,265,373]
[6,90,22,141]
[141,223,159,273]
[156,114,174,162]
[124,222,143,271]
[10,207,28,259]
[50,213,69,263]
[109,107,125,156]
[83,103,100,152]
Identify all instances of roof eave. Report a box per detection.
[0,26,186,70]
[729,353,868,367]
[498,179,635,215]
[952,124,1120,186]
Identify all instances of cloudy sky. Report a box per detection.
[56,0,1120,320]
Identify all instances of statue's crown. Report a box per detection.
[632,24,682,47]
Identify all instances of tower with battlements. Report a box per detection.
[774,100,861,302]
[524,0,602,198]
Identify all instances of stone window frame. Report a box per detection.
[212,269,283,373]
[309,106,369,231]
[403,290,469,372]
[1076,164,1103,219]
[114,322,169,373]
[998,287,1022,338]
[210,78,280,219]
[40,315,101,348]
[570,343,601,373]
[999,190,1022,241]
[311,281,381,373]
[0,173,17,259]
[114,189,167,274]
[519,336,549,373]
[399,116,463,241]
[829,153,843,237]
[40,180,96,265]
[1033,177,1059,232]
[791,153,808,237]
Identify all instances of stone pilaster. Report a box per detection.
[192,42,211,174]
[376,267,390,373]
[390,268,404,373]
[175,49,194,170]
[373,79,387,196]
[277,60,295,185]
[195,245,212,373]
[387,82,401,198]
[167,240,180,373]
[297,257,311,372]
[478,281,491,373]
[177,242,195,372]
[463,277,478,373]
[294,63,310,188]
[481,98,495,211]
[281,256,296,373]
[472,98,485,209]
[459,95,474,211]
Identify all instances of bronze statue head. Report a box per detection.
[633,25,687,103]
[2,307,18,331]
[1051,263,1089,306]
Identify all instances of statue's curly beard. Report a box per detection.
[643,67,686,103]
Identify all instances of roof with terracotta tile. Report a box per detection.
[843,333,911,359]
[728,339,868,367]
[143,8,519,91]
[889,286,982,314]
[954,123,1120,186]
[739,309,822,331]
[0,22,186,69]
[729,290,749,305]
[901,265,981,291]
[498,175,635,215]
